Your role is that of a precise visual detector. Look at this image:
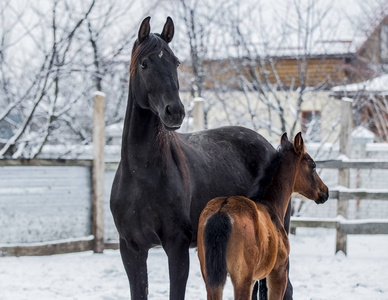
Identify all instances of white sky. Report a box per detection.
[0,0,382,63]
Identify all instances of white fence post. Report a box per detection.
[92,92,106,253]
[336,97,353,254]
[193,97,205,131]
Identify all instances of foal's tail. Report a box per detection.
[203,211,232,288]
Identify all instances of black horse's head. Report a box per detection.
[130,16,185,131]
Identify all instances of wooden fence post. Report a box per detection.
[336,97,353,254]
[193,97,205,131]
[92,92,106,253]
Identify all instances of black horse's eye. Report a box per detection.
[140,61,148,69]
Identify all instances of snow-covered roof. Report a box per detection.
[352,126,375,139]
[331,74,388,94]
[352,126,375,143]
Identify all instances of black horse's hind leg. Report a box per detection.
[163,233,191,300]
[256,201,293,300]
[119,238,149,299]
[252,281,259,300]
[282,201,293,300]
[259,279,268,299]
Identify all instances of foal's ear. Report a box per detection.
[161,16,174,43]
[280,132,288,147]
[138,16,151,43]
[293,132,305,155]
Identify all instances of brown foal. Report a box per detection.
[197,133,329,300]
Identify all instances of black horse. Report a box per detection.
[110,16,292,300]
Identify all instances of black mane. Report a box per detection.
[248,140,293,202]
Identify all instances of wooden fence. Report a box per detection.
[290,158,388,255]
[0,93,107,257]
[2,157,388,256]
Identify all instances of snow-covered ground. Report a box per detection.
[1,228,387,300]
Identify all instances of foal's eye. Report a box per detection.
[311,161,316,172]
[140,61,148,69]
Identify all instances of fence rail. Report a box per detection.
[316,159,388,169]
[329,188,388,201]
[0,158,93,167]
[0,236,94,257]
[291,216,388,235]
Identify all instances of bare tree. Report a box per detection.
[202,0,343,145]
[163,0,241,129]
[0,0,161,158]
[0,0,97,158]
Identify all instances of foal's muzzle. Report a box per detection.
[315,188,329,204]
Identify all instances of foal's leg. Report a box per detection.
[119,238,149,299]
[267,268,288,300]
[206,285,224,300]
[230,275,254,300]
[163,233,191,300]
[257,202,293,300]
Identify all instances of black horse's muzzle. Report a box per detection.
[155,93,185,131]
[162,103,185,131]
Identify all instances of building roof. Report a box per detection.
[332,74,388,94]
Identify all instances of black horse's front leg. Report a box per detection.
[119,238,149,299]
[250,279,268,300]
[163,232,191,300]
[252,281,258,300]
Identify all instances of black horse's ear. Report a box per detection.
[161,16,174,43]
[138,16,151,43]
[293,132,305,155]
[280,132,288,147]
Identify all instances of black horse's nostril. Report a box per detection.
[161,101,185,130]
[165,105,172,116]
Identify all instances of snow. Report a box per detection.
[366,143,388,152]
[332,74,388,94]
[93,91,107,98]
[341,97,354,103]
[1,228,387,300]
[336,154,350,161]
[332,185,388,194]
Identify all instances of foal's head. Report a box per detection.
[281,132,329,204]
[130,17,185,131]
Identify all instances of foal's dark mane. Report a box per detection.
[248,140,294,202]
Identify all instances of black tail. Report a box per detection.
[204,211,232,289]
